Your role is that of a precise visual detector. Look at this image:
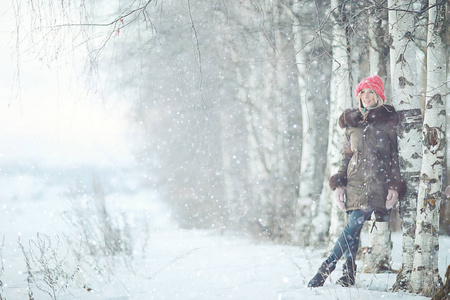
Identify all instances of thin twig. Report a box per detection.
[50,0,154,28]
[365,0,446,15]
[148,248,200,280]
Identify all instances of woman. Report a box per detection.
[308,75,406,288]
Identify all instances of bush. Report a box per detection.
[18,233,79,300]
[63,176,136,280]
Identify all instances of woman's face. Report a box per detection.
[359,88,378,108]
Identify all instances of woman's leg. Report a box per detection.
[337,225,365,287]
[308,209,372,287]
[344,225,364,262]
[326,209,373,264]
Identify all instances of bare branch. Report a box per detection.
[187,0,204,98]
[365,0,446,15]
[49,0,154,29]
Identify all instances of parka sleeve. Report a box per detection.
[329,131,352,190]
[386,121,407,198]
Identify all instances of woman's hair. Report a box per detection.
[356,89,383,104]
[357,89,384,117]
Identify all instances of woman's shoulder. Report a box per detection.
[338,108,361,128]
[338,105,399,129]
[369,105,399,126]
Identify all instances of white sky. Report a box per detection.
[0,1,135,169]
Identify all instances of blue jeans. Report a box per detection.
[326,209,374,264]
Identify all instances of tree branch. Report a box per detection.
[49,0,154,28]
[365,0,446,15]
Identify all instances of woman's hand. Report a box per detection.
[386,189,399,209]
[334,187,346,210]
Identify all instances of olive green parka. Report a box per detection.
[329,105,406,221]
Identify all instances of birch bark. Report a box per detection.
[291,1,319,246]
[325,0,353,252]
[281,1,330,247]
[363,1,393,273]
[409,0,446,296]
[388,0,423,290]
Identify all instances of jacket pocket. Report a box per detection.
[347,153,360,177]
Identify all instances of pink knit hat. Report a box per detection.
[355,75,385,101]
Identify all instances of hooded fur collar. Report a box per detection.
[338,105,399,129]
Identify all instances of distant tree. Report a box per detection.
[240,1,300,241]
[215,17,251,231]
[289,0,329,246]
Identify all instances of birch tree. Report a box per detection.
[324,0,353,251]
[388,0,423,290]
[363,0,393,273]
[289,1,329,246]
[412,0,429,111]
[409,0,446,296]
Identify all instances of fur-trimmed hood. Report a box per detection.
[338,105,399,129]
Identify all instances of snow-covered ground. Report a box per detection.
[0,174,448,300]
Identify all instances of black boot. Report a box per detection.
[307,261,336,288]
[336,260,356,287]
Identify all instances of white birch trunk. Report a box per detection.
[348,1,360,97]
[447,53,450,236]
[412,0,428,112]
[388,0,423,290]
[325,0,353,252]
[291,1,314,246]
[363,1,393,273]
[368,1,389,86]
[282,1,329,247]
[409,0,446,296]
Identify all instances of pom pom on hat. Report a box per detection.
[355,75,385,101]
